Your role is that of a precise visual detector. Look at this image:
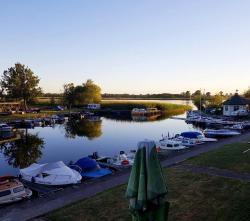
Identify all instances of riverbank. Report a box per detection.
[0,102,191,122]
[1,132,249,221]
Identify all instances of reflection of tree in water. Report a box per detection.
[0,131,44,169]
[65,119,102,140]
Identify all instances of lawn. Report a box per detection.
[45,168,250,221]
[186,136,250,174]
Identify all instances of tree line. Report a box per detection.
[0,63,249,111]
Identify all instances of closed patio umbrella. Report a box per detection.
[126,140,169,221]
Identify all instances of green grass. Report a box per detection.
[45,168,250,221]
[186,137,250,174]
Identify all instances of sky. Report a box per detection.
[0,0,250,94]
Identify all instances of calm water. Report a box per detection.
[0,100,198,175]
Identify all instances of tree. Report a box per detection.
[63,83,75,112]
[185,91,191,98]
[63,79,101,107]
[244,87,250,98]
[192,95,206,110]
[207,94,223,108]
[0,63,42,110]
[81,79,101,104]
[0,132,44,168]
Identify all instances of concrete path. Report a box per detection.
[0,132,250,221]
[174,164,250,182]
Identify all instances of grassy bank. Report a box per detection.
[101,101,191,113]
[187,137,250,174]
[44,138,250,221]
[45,168,250,221]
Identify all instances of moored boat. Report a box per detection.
[0,176,32,205]
[0,123,12,132]
[20,161,82,186]
[158,138,187,150]
[204,129,241,137]
[69,157,112,178]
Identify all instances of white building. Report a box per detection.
[223,93,249,116]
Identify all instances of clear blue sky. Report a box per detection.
[0,0,249,94]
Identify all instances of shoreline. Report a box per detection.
[1,131,250,221]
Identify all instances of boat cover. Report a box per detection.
[181,131,201,139]
[73,157,112,178]
[20,161,82,185]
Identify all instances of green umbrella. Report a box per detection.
[126,140,169,221]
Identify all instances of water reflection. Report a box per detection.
[0,130,44,169]
[65,118,102,140]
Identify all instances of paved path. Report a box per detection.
[173,164,250,182]
[1,132,250,221]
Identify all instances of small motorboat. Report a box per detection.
[158,138,187,150]
[90,151,135,167]
[0,176,32,205]
[69,157,112,179]
[20,161,82,186]
[0,123,12,132]
[204,129,241,137]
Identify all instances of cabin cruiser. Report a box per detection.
[204,129,241,137]
[179,131,217,142]
[0,123,12,132]
[0,176,32,205]
[69,157,112,178]
[158,138,187,150]
[20,161,82,186]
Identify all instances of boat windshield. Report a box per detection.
[13,186,24,193]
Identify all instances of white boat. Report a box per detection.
[224,124,244,130]
[204,129,241,137]
[0,123,12,132]
[110,151,135,166]
[158,138,187,150]
[20,161,82,186]
[0,176,32,205]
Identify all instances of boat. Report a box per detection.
[89,150,136,167]
[69,157,112,178]
[158,138,187,150]
[224,123,244,130]
[20,161,82,186]
[179,131,217,142]
[204,129,241,137]
[0,123,12,132]
[0,176,32,205]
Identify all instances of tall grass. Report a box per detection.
[101,101,192,113]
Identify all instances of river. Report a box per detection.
[0,99,199,175]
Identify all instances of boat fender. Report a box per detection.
[121,160,129,165]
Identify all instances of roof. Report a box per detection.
[223,93,249,105]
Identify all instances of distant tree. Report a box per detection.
[244,87,250,98]
[185,91,191,98]
[50,96,56,105]
[0,63,42,110]
[206,92,211,97]
[63,83,75,112]
[207,94,223,108]
[81,79,101,104]
[192,90,201,97]
[219,91,224,96]
[192,95,206,110]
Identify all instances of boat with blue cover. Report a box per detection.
[69,157,112,179]
[179,131,217,142]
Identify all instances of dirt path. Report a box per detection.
[1,132,250,221]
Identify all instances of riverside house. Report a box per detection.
[223,93,250,116]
